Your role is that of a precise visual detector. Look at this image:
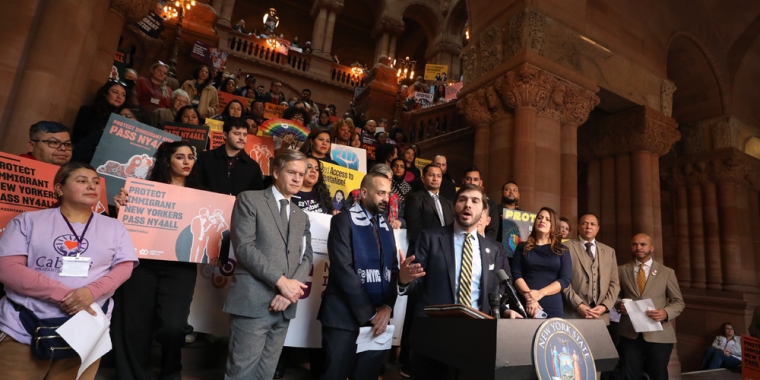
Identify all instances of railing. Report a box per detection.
[401,100,463,144]
[330,64,365,87]
[220,26,365,88]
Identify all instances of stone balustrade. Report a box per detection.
[400,101,462,144]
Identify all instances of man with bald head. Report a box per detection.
[615,233,684,380]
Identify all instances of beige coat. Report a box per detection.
[181,80,219,119]
[617,260,685,343]
[562,239,620,324]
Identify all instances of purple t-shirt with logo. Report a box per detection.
[0,208,138,344]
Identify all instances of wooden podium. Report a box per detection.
[412,318,619,379]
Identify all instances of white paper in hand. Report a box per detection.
[624,299,663,333]
[356,325,395,353]
[56,303,112,379]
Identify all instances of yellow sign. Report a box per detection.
[424,64,449,81]
[414,157,432,173]
[320,161,364,212]
[205,118,224,132]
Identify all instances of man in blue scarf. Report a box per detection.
[318,172,399,380]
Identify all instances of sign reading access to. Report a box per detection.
[534,318,597,380]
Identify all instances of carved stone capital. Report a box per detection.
[660,148,760,191]
[478,25,503,76]
[495,63,556,110]
[561,83,600,126]
[458,88,492,127]
[110,0,153,23]
[460,45,478,84]
[710,116,739,150]
[372,17,405,38]
[579,106,681,160]
[311,0,344,16]
[660,79,677,117]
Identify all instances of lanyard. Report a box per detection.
[60,210,94,257]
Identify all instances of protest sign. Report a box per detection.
[414,157,432,173]
[424,64,448,81]
[360,132,377,161]
[502,209,536,258]
[91,114,180,204]
[113,49,128,80]
[118,178,236,263]
[190,40,229,69]
[244,135,275,176]
[209,131,225,150]
[414,92,434,108]
[188,246,236,336]
[205,118,224,132]
[320,162,364,211]
[445,82,463,101]
[743,335,760,380]
[161,123,209,156]
[134,12,164,39]
[218,91,252,112]
[0,153,108,236]
[263,103,287,119]
[330,145,367,173]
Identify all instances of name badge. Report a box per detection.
[60,256,91,277]
[150,97,160,105]
[192,99,200,106]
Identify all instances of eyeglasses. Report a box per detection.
[108,78,127,87]
[32,139,73,150]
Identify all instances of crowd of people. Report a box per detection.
[0,60,726,380]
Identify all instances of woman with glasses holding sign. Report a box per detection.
[111,140,207,380]
[0,162,137,379]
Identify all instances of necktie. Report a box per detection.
[585,242,595,262]
[637,264,646,294]
[279,199,289,234]
[458,233,473,307]
[434,194,445,226]
[370,216,381,257]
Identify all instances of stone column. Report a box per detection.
[457,87,492,179]
[210,0,223,16]
[675,186,691,287]
[600,157,617,248]
[371,17,404,63]
[702,182,722,289]
[388,35,398,61]
[717,165,748,291]
[219,0,234,27]
[687,183,706,288]
[536,95,562,212]
[494,64,556,211]
[310,7,328,52]
[322,11,337,55]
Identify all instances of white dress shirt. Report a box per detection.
[271,185,290,221]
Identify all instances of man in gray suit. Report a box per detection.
[616,233,684,380]
[224,150,313,380]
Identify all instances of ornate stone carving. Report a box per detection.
[579,106,681,160]
[660,148,760,191]
[479,25,502,75]
[460,45,478,84]
[507,8,545,58]
[111,0,154,23]
[560,83,600,126]
[372,17,405,38]
[458,88,492,127]
[660,79,676,117]
[678,121,705,156]
[495,63,556,111]
[710,116,738,150]
[485,85,507,119]
[538,82,565,121]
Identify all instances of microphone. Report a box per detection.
[488,293,501,319]
[496,269,527,318]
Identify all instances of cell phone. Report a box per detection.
[534,310,548,319]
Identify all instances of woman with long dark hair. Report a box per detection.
[401,146,422,189]
[314,109,332,129]
[211,99,245,121]
[512,207,572,318]
[0,162,137,379]
[293,157,334,214]
[299,128,337,165]
[181,65,219,119]
[72,80,129,144]
[174,105,201,125]
[390,158,412,203]
[112,141,204,379]
[219,77,238,94]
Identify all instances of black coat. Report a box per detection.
[404,190,454,249]
[318,210,399,331]
[404,225,511,317]
[192,146,264,196]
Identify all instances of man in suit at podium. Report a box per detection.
[398,184,521,380]
[318,172,399,380]
[562,213,619,322]
[616,233,684,380]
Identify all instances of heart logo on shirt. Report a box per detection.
[63,240,79,250]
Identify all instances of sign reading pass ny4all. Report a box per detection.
[0,153,109,236]
[502,209,536,258]
[119,178,236,263]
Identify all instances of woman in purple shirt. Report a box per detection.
[0,162,138,379]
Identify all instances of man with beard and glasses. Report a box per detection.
[398,184,522,379]
[318,172,400,380]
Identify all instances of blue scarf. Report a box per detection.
[349,201,396,306]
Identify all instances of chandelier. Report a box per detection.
[394,56,416,83]
[163,0,196,19]
[350,62,363,77]
[263,8,280,49]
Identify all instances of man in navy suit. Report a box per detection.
[399,184,522,380]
